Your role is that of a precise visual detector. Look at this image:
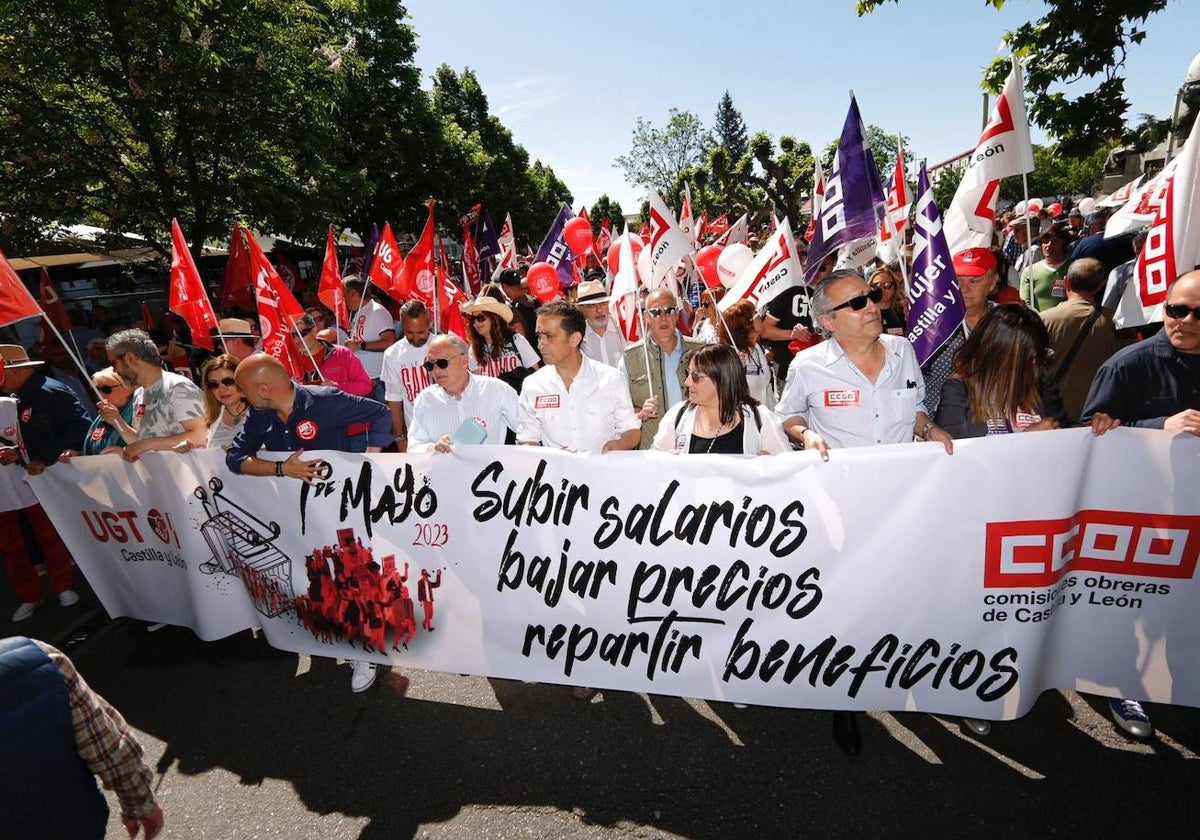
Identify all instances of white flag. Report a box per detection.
[1097,174,1144,208]
[497,213,517,270]
[1104,165,1174,239]
[679,183,697,249]
[611,233,641,342]
[943,58,1035,254]
[876,145,912,264]
[717,213,749,247]
[646,189,694,292]
[718,216,804,313]
[1116,126,1200,328]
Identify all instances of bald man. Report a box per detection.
[226,355,391,691]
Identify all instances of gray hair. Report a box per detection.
[105,329,159,365]
[810,269,865,338]
[431,333,469,355]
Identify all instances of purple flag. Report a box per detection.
[478,209,501,262]
[535,204,577,288]
[360,223,380,280]
[905,163,965,367]
[803,97,885,283]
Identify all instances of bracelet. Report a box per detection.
[919,421,936,439]
[274,461,284,477]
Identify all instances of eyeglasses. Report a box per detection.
[687,370,708,382]
[871,281,895,291]
[1165,303,1200,321]
[422,355,462,371]
[644,307,678,318]
[206,377,237,390]
[829,287,885,313]
[96,384,121,395]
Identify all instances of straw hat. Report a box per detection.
[0,345,44,369]
[575,279,611,305]
[217,318,256,337]
[460,296,514,324]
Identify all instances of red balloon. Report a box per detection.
[526,262,561,303]
[694,244,724,288]
[1047,202,1063,218]
[563,216,595,257]
[605,237,644,274]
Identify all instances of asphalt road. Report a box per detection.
[6,586,1200,839]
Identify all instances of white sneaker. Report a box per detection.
[12,601,41,622]
[58,590,80,607]
[350,661,377,693]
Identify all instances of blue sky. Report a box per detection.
[406,0,1197,215]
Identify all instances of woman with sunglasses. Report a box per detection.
[74,367,142,456]
[691,286,726,343]
[462,294,540,389]
[715,299,776,410]
[651,344,789,455]
[199,355,250,450]
[868,265,907,336]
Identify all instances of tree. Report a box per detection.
[0,0,366,258]
[1001,142,1114,202]
[615,109,713,195]
[857,0,1175,158]
[588,195,624,235]
[713,91,748,165]
[710,132,814,227]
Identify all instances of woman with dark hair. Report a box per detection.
[935,304,1071,437]
[715,299,775,410]
[462,293,540,389]
[868,265,907,335]
[651,344,788,455]
[198,354,249,449]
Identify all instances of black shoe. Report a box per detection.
[832,711,862,756]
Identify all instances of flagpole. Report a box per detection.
[1021,172,1036,311]
[291,323,323,381]
[637,302,655,410]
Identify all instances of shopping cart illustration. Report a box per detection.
[195,478,295,618]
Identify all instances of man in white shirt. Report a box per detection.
[576,277,624,368]
[343,275,397,401]
[105,329,206,461]
[408,334,519,452]
[517,301,640,453]
[380,300,433,452]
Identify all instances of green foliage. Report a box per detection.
[931,165,965,216]
[588,194,624,235]
[713,91,748,164]
[859,0,1174,158]
[615,108,713,195]
[999,141,1114,201]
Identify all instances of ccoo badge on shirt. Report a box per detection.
[823,389,861,407]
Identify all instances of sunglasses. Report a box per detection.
[422,356,461,371]
[470,314,491,324]
[871,281,895,291]
[830,287,885,313]
[97,384,121,395]
[206,377,237,390]
[644,307,678,318]
[1165,303,1200,321]
[686,370,708,382]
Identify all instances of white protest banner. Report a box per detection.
[32,430,1200,719]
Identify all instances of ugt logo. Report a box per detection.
[81,508,180,548]
[984,510,1200,588]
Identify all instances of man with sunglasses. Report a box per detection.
[618,289,704,448]
[1075,270,1200,740]
[775,269,952,756]
[227,353,392,693]
[407,334,519,452]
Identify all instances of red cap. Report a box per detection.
[953,247,997,277]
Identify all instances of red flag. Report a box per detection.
[318,226,350,333]
[0,250,43,328]
[707,213,729,237]
[221,224,255,311]
[141,303,155,330]
[243,228,304,377]
[368,222,404,297]
[397,202,436,307]
[169,219,219,351]
[597,218,613,256]
[38,268,71,332]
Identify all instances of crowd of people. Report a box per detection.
[0,200,1197,771]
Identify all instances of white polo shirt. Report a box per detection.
[775,334,925,448]
[349,299,395,379]
[408,374,519,450]
[517,355,640,453]
[381,338,433,423]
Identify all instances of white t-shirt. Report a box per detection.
[0,398,35,511]
[380,338,433,423]
[517,356,640,453]
[468,333,540,377]
[349,299,395,379]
